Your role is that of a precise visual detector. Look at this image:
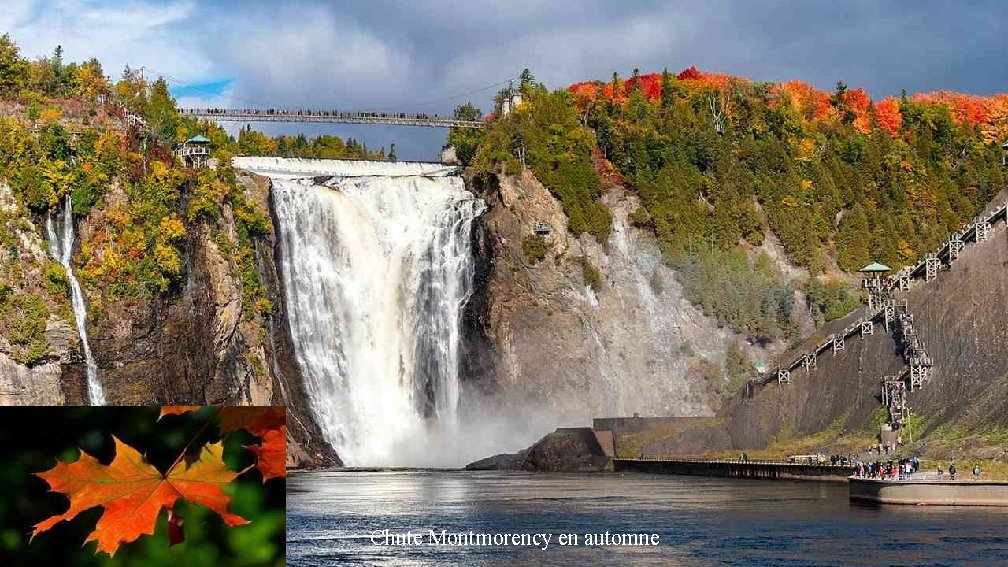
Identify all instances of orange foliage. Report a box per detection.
[842,88,873,134]
[875,97,902,137]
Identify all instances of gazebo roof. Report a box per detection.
[185,135,211,144]
[859,261,891,273]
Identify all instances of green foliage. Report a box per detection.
[723,342,751,396]
[145,77,180,146]
[673,249,794,342]
[473,84,612,241]
[521,234,547,264]
[447,102,484,164]
[0,34,28,95]
[806,278,860,325]
[0,291,50,365]
[581,256,603,292]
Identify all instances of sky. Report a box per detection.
[2,0,1006,160]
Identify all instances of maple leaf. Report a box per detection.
[159,406,203,418]
[245,425,286,481]
[33,436,248,556]
[219,407,286,481]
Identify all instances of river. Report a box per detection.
[287,470,1008,566]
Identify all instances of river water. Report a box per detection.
[287,470,1008,566]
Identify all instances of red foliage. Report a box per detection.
[624,73,662,101]
[566,68,1007,141]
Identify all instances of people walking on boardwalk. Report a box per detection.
[973,463,981,480]
[937,465,943,479]
[949,462,957,480]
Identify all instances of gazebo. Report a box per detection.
[174,135,211,168]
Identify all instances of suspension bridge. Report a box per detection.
[177,108,486,129]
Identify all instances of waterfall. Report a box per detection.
[46,194,105,405]
[242,158,484,466]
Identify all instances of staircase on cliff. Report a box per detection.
[748,200,1008,429]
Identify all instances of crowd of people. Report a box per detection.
[853,457,984,481]
[853,456,920,479]
[182,108,460,121]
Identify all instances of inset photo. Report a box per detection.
[0,406,285,566]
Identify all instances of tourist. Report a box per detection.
[973,463,981,480]
[937,466,943,479]
[949,462,957,480]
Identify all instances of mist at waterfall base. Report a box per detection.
[241,157,550,467]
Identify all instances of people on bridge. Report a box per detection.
[949,462,957,480]
[973,463,981,480]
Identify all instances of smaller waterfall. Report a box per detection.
[46,194,105,405]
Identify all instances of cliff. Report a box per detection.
[462,170,788,426]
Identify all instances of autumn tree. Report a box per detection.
[0,33,28,95]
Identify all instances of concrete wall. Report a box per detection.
[850,478,1008,506]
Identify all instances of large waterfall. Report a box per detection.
[235,158,484,466]
[46,194,105,405]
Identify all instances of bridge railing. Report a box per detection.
[180,108,485,129]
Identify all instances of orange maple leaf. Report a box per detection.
[33,437,249,556]
[219,407,286,481]
[246,425,287,481]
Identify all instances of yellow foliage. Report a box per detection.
[800,179,813,191]
[781,195,798,208]
[159,215,186,241]
[794,137,816,162]
[39,106,62,123]
[153,242,181,277]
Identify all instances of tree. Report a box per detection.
[146,77,180,145]
[447,102,484,165]
[0,34,28,95]
[519,68,535,88]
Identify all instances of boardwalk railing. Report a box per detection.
[180,108,485,129]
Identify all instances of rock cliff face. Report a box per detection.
[67,175,276,406]
[463,171,779,425]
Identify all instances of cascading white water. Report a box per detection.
[243,158,485,466]
[46,194,105,405]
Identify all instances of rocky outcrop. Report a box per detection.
[465,427,610,472]
[0,352,63,405]
[463,171,777,426]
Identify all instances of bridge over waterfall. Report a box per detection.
[179,108,485,129]
[748,200,1008,428]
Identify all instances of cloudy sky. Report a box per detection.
[2,0,1006,160]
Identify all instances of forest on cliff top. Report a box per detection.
[457,67,1007,344]
[0,35,386,369]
